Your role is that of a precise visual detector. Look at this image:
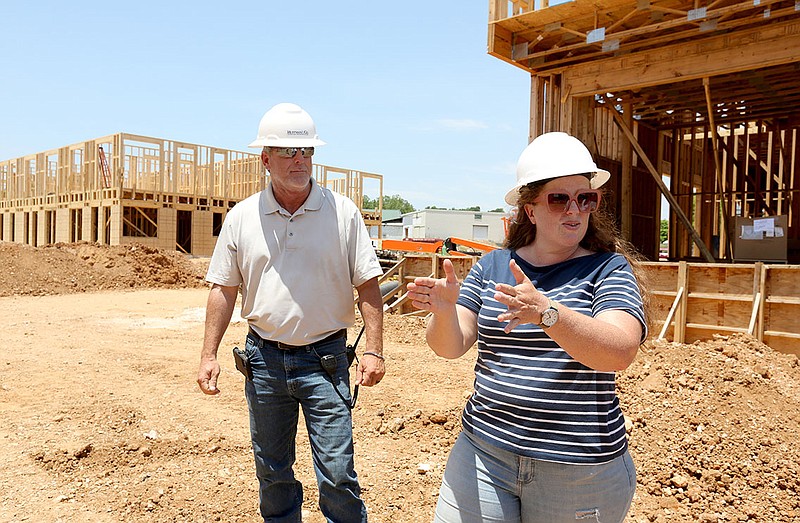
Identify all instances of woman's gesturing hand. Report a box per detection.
[408,259,461,315]
[494,259,549,333]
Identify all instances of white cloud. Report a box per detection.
[435,118,489,131]
[407,119,491,132]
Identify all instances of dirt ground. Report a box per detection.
[1,242,799,523]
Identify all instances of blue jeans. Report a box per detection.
[434,431,636,523]
[243,333,367,523]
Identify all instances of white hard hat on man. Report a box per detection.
[504,132,610,206]
[249,103,326,148]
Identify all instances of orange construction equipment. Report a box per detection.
[443,237,498,255]
[380,237,497,257]
[381,238,444,253]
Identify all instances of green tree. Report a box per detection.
[382,194,415,214]
[362,195,379,209]
[489,207,504,213]
[456,206,481,212]
[660,219,669,244]
[363,194,415,213]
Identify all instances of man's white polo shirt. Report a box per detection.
[206,179,382,346]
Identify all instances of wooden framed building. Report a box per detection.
[488,0,800,264]
[487,1,800,349]
[0,133,383,255]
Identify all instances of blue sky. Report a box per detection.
[0,2,532,213]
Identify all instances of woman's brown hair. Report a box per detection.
[503,179,652,331]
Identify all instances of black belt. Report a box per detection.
[247,328,346,350]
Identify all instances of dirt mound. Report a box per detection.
[620,334,800,522]
[0,241,207,296]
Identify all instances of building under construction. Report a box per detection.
[489,0,800,264]
[486,0,800,351]
[0,133,383,256]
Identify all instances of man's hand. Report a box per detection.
[197,357,221,395]
[356,353,385,387]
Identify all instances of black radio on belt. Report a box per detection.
[232,346,252,381]
[319,353,337,376]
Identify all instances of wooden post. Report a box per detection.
[703,77,733,259]
[674,261,689,343]
[756,263,767,342]
[560,85,573,132]
[621,103,633,240]
[530,75,542,142]
[547,74,557,133]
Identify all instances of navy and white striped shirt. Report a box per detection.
[457,249,646,464]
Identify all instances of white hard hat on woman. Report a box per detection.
[504,132,610,206]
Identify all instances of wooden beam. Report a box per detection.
[513,0,794,73]
[566,18,800,96]
[621,103,633,240]
[703,77,733,259]
[609,108,716,262]
[747,292,761,335]
[756,262,766,342]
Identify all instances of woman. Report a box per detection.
[407,132,648,523]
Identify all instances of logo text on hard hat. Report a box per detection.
[287,130,309,136]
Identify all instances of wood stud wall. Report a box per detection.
[0,133,383,256]
[490,0,800,348]
[520,67,799,266]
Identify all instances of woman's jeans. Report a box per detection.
[434,431,636,523]
[244,333,367,523]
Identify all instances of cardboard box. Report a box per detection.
[732,215,788,263]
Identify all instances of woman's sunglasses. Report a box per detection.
[535,190,602,213]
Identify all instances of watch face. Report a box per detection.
[541,308,558,327]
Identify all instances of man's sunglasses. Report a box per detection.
[535,190,602,213]
[270,147,315,158]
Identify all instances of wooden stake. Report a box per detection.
[658,286,685,340]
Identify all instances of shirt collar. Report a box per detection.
[262,178,323,215]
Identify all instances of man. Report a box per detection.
[197,102,385,523]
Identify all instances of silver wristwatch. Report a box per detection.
[538,299,559,329]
